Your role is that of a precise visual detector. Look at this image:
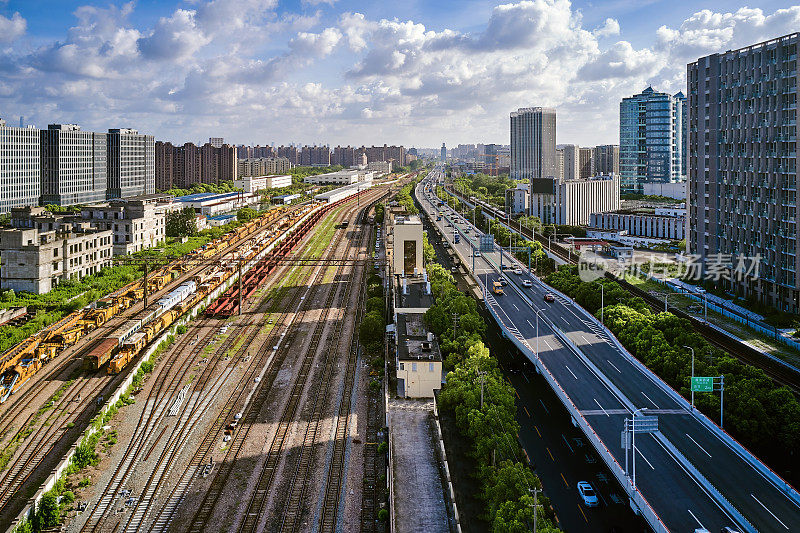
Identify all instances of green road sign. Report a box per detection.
[691,376,714,392]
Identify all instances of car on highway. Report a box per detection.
[514,268,523,275]
[450,266,458,273]
[544,293,556,302]
[473,251,481,257]
[497,276,508,286]
[577,481,599,507]
[521,279,532,288]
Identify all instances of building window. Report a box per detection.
[399,363,404,371]
[429,363,435,372]
[412,362,417,372]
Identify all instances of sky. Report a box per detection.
[0,1,798,149]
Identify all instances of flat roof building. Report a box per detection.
[234,174,292,193]
[0,119,40,213]
[40,124,108,206]
[107,128,155,199]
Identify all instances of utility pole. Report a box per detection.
[477,370,487,409]
[530,487,542,532]
[600,282,605,324]
[452,313,459,339]
[143,259,150,309]
[238,259,243,316]
[684,345,695,409]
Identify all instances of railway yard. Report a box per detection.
[0,181,397,533]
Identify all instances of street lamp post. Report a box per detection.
[534,308,545,360]
[684,345,695,409]
[600,282,605,324]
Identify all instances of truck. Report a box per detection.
[492,282,504,295]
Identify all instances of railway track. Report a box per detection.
[180,192,379,533]
[78,192,378,532]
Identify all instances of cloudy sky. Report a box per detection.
[0,1,797,148]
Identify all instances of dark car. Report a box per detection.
[544,293,556,302]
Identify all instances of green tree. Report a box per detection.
[359,311,385,348]
[166,207,198,238]
[37,492,59,529]
[237,207,259,223]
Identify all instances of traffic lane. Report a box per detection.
[659,414,800,533]
[588,418,736,532]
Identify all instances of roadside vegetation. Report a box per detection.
[546,265,800,485]
[425,264,560,532]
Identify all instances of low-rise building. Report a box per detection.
[233,174,292,193]
[80,194,170,255]
[395,313,442,398]
[313,180,373,203]
[505,184,530,214]
[0,207,113,294]
[366,160,392,174]
[304,169,374,186]
[174,191,259,216]
[530,174,620,225]
[589,207,685,240]
[390,215,424,277]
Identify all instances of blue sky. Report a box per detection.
[0,1,798,148]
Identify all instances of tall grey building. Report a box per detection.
[0,119,40,213]
[688,32,799,311]
[620,87,686,192]
[440,143,447,162]
[510,107,556,180]
[107,128,155,199]
[559,144,579,180]
[593,145,620,176]
[41,124,108,206]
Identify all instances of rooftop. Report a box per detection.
[395,274,433,310]
[393,214,421,225]
[396,313,441,362]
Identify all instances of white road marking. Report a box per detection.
[751,493,789,529]
[593,399,609,417]
[527,319,534,329]
[523,372,530,383]
[641,392,660,409]
[581,335,591,345]
[543,339,553,350]
[687,509,704,528]
[562,434,574,453]
[561,315,570,325]
[607,360,622,373]
[565,365,578,379]
[634,445,655,470]
[685,433,712,458]
[513,303,520,312]
[539,399,550,415]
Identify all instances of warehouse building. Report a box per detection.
[233,174,292,193]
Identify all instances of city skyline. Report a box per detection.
[0,1,798,147]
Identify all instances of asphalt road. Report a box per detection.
[416,170,800,533]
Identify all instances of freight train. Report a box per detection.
[0,206,291,402]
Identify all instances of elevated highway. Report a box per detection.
[416,168,800,533]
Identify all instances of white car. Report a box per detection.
[521,279,532,288]
[514,268,523,275]
[473,251,481,257]
[577,481,599,507]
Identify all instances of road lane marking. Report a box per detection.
[577,504,588,523]
[561,316,569,325]
[562,434,574,453]
[685,433,712,458]
[543,339,553,350]
[524,406,530,418]
[593,399,609,417]
[687,509,705,529]
[581,335,591,345]
[523,372,529,383]
[527,319,534,329]
[515,390,520,399]
[642,392,660,409]
[547,447,555,461]
[538,399,549,415]
[534,425,541,437]
[607,359,622,373]
[634,445,655,470]
[513,303,520,312]
[560,472,569,487]
[751,494,789,529]
[564,365,578,379]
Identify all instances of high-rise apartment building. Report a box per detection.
[620,87,686,192]
[593,145,620,176]
[579,147,594,179]
[107,128,155,199]
[441,143,447,162]
[364,145,406,166]
[40,124,108,206]
[155,141,237,189]
[209,137,224,148]
[559,144,579,180]
[0,119,40,213]
[300,145,331,166]
[555,147,565,179]
[277,145,299,165]
[688,32,799,311]
[332,146,355,167]
[529,175,620,225]
[510,107,556,180]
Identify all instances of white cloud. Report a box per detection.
[0,12,25,43]
[594,18,620,38]
[138,10,210,61]
[2,2,799,147]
